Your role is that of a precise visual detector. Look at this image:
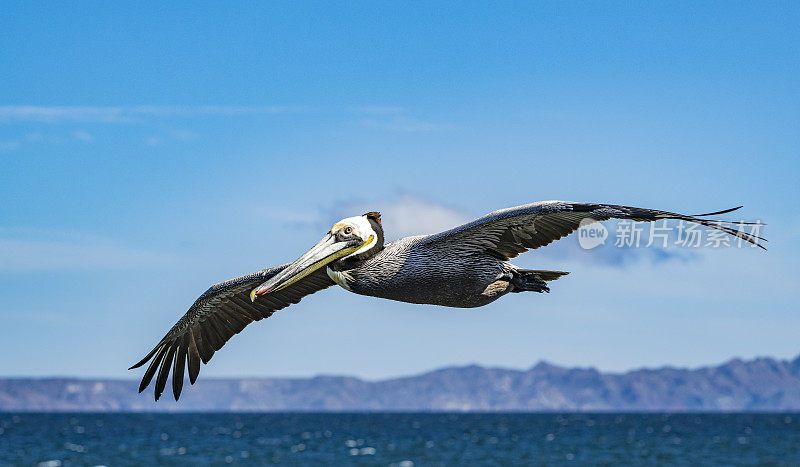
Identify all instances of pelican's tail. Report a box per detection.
[517,269,570,281]
[510,269,569,293]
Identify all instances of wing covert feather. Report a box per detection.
[423,201,764,260]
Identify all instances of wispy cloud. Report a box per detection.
[72,130,93,142]
[2,105,284,149]
[0,141,21,152]
[1,104,445,134]
[8,130,96,149]
[143,128,199,147]
[350,105,405,115]
[0,106,128,123]
[0,105,307,123]
[350,105,447,132]
[0,228,170,271]
[361,116,447,132]
[143,136,162,147]
[168,129,199,141]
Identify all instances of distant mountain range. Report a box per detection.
[2,355,800,412]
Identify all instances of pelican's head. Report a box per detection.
[250,212,383,301]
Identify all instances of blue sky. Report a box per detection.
[1,2,798,381]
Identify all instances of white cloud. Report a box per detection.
[325,194,471,239]
[0,229,169,271]
[0,105,306,123]
[376,195,471,238]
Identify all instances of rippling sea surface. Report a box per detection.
[1,413,798,465]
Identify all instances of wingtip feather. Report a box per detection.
[153,344,177,402]
[138,344,167,394]
[692,205,743,217]
[172,336,188,401]
[129,344,161,370]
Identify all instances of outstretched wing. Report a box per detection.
[422,201,765,260]
[129,265,335,401]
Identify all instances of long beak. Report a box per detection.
[250,233,364,301]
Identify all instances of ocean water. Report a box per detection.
[1,413,798,466]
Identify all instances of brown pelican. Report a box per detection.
[130,201,764,400]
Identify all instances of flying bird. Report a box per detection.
[130,201,764,401]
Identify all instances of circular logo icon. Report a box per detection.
[577,218,608,250]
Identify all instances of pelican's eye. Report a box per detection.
[344,226,353,235]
